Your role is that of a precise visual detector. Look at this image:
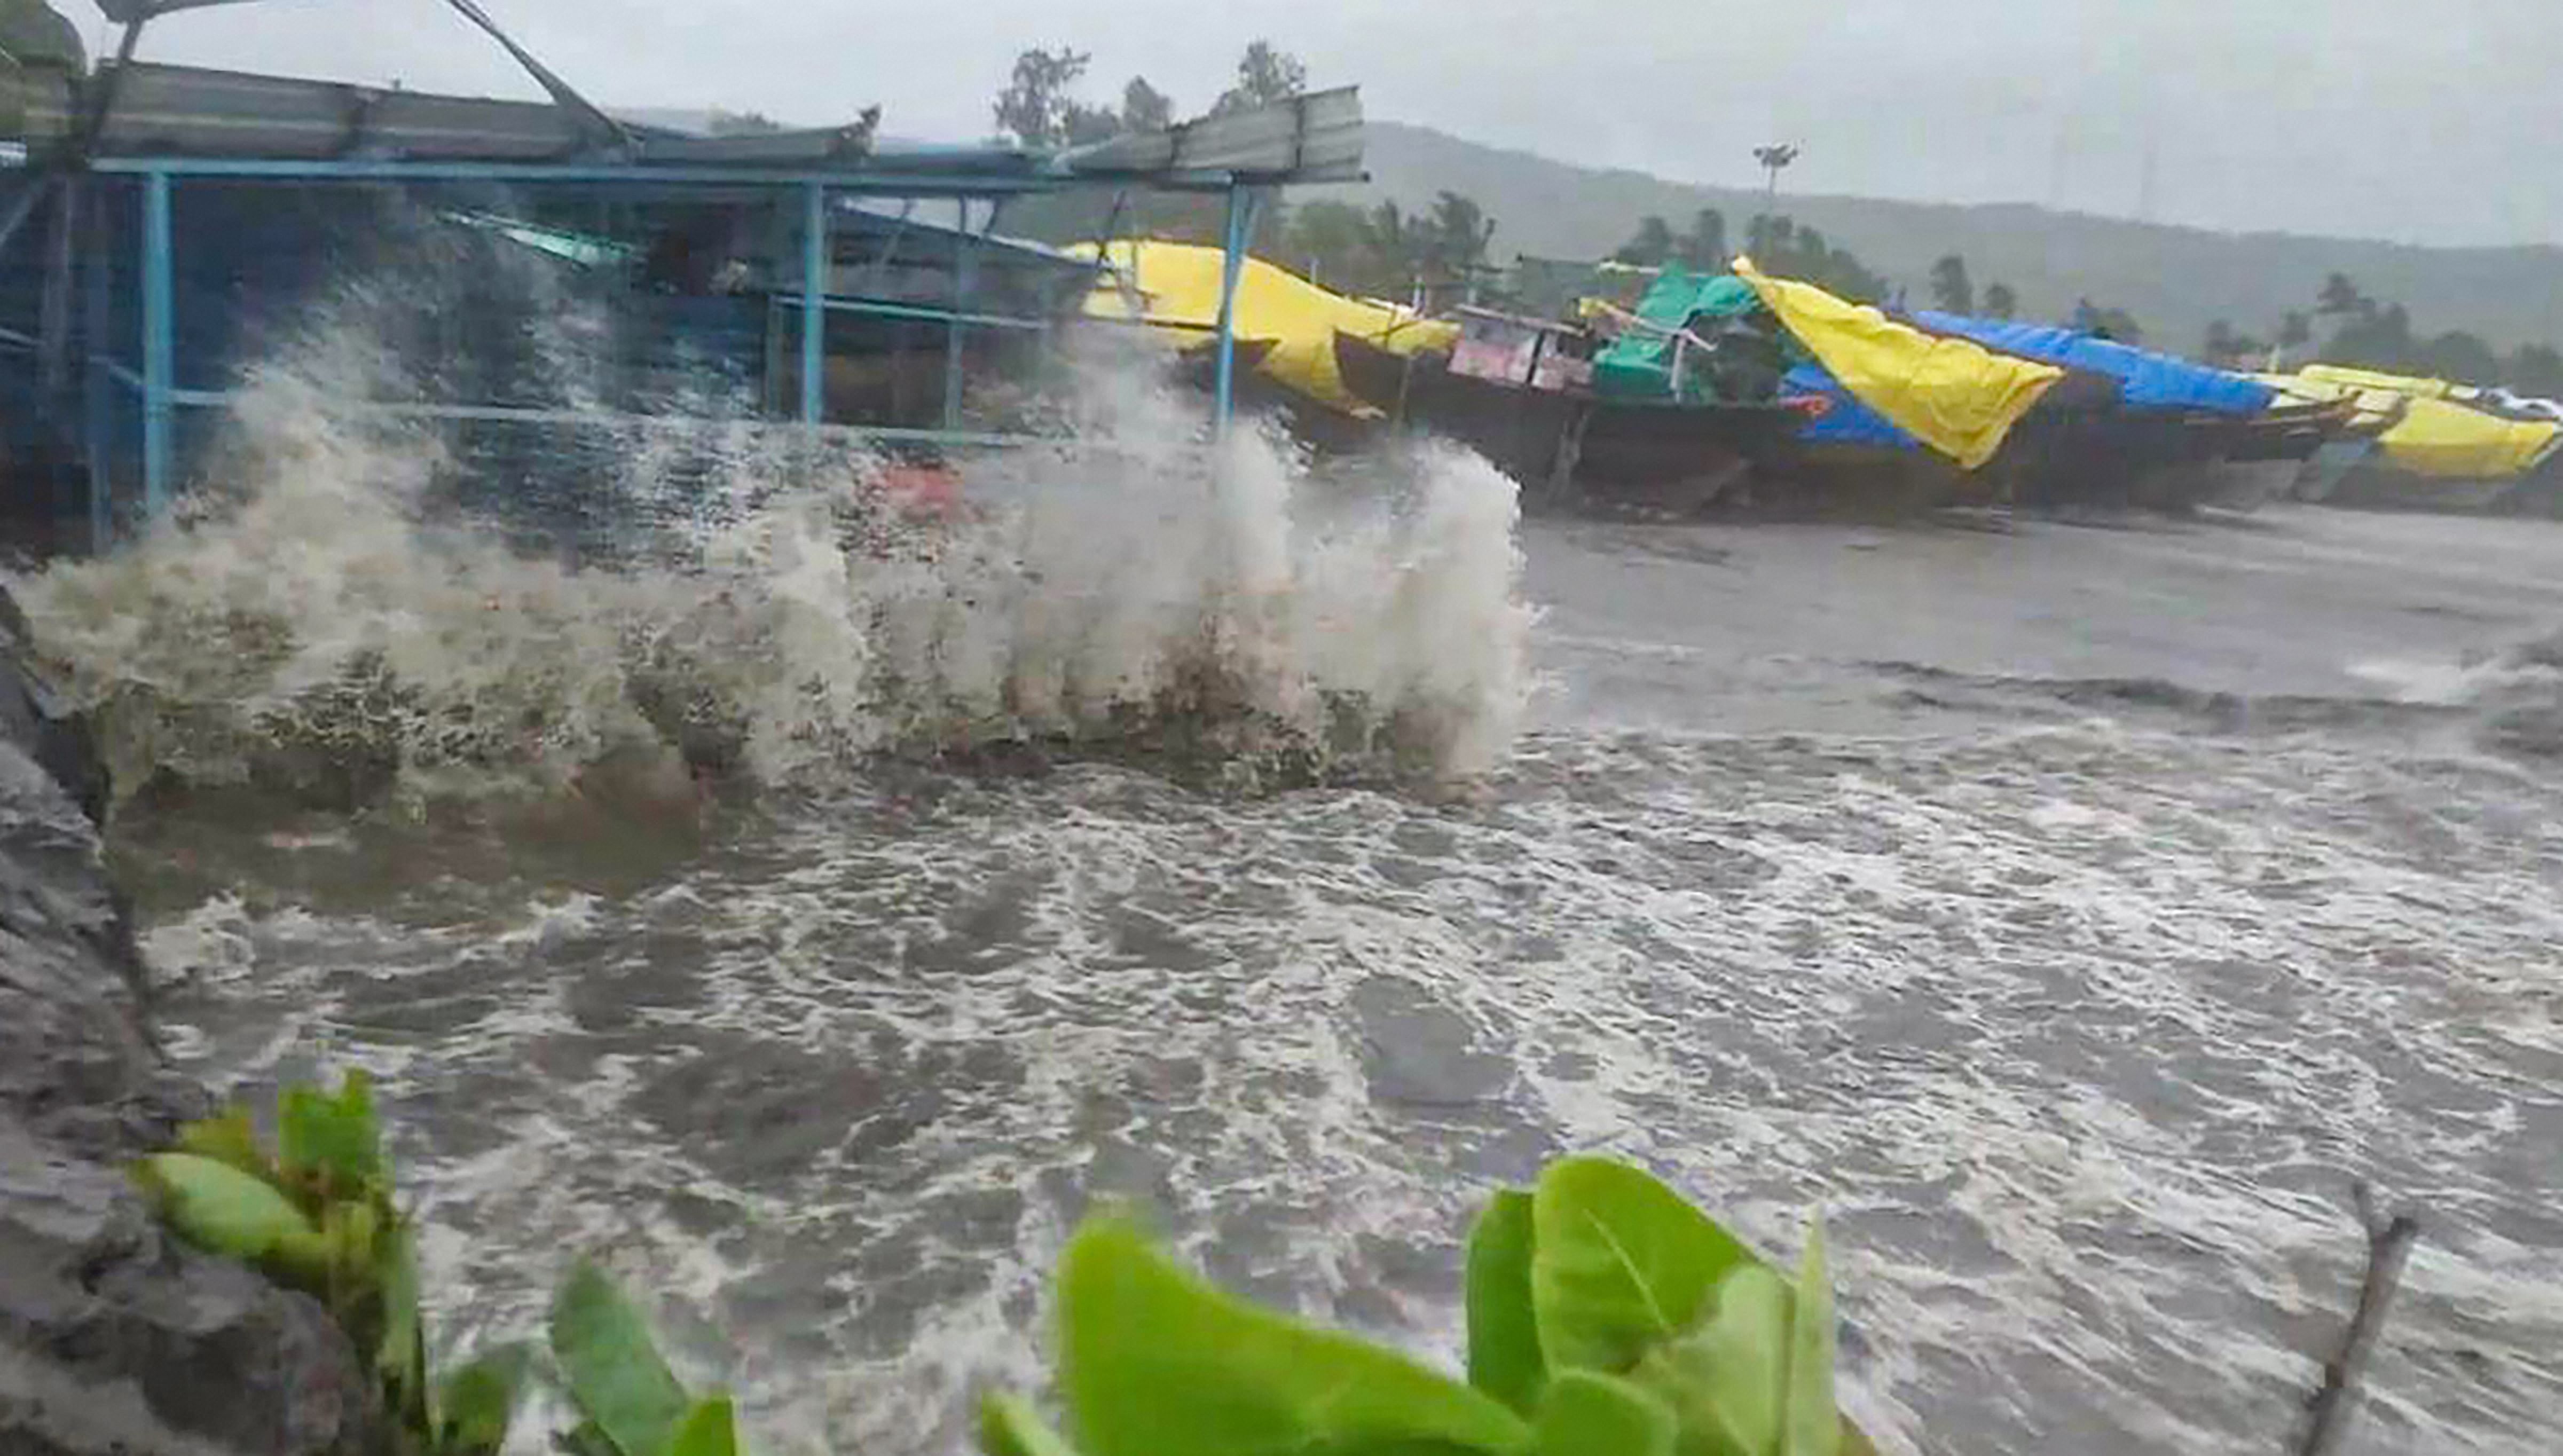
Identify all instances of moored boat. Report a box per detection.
[1331,317,1798,510]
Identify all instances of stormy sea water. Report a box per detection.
[17,270,2563,1456]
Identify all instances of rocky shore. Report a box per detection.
[0,587,382,1455]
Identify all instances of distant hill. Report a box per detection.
[1338,122,2563,355]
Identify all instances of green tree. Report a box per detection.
[2317,272,2372,318]
[2275,310,2313,363]
[1982,281,2018,320]
[2509,343,2563,399]
[2202,319,2266,365]
[1678,208,1728,273]
[1060,99,1122,145]
[1426,191,1496,276]
[1214,41,1307,114]
[1287,200,1371,289]
[2328,301,2415,371]
[2418,329,2500,384]
[1763,221,1886,304]
[1611,215,1676,267]
[1120,76,1175,132]
[993,46,1093,147]
[1928,254,1972,314]
[2070,297,2144,344]
[1363,199,1431,295]
[1743,213,1795,261]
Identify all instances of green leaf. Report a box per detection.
[1532,1370,1677,1456]
[175,1107,277,1183]
[1058,1217,1532,1456]
[979,1392,1080,1456]
[437,1342,536,1456]
[1636,1264,1790,1456]
[1781,1223,1838,1456]
[549,1259,694,1456]
[376,1222,426,1421]
[279,1070,384,1194]
[1530,1158,1754,1375]
[666,1394,741,1456]
[557,1420,622,1456]
[1466,1189,1546,1415]
[134,1152,319,1265]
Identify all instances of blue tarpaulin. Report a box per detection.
[1911,311,2275,416]
[1781,363,1921,451]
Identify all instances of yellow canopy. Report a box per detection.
[2251,372,2408,434]
[1075,240,1457,414]
[2297,363,2473,402]
[2265,369,2557,477]
[1734,257,2063,469]
[2375,395,2562,479]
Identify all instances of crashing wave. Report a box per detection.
[13,259,1534,808]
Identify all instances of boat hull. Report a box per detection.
[1332,330,1798,508]
[2324,467,2522,514]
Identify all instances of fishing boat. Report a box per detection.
[1907,310,2344,511]
[2262,369,2563,513]
[1331,313,1800,510]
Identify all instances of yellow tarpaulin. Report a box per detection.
[2267,370,2557,478]
[2375,395,2561,479]
[2251,372,2409,434]
[1734,257,2063,469]
[1075,240,1457,414]
[2297,363,2471,401]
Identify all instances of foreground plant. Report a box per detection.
[142,1076,1861,1456]
[552,1258,744,1456]
[981,1154,1871,1456]
[132,1071,531,1454]
[134,1073,741,1456]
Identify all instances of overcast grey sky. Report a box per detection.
[108,0,2558,248]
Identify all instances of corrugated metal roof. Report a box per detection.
[18,62,602,161]
[1060,87,1363,182]
[10,62,1363,186]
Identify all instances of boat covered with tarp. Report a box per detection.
[2262,367,2563,512]
[1329,298,1803,508]
[1736,258,2064,471]
[1901,309,2355,509]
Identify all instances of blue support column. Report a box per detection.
[83,193,111,550]
[798,180,828,426]
[140,169,174,514]
[943,201,977,430]
[1212,184,1259,438]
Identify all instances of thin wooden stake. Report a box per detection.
[2297,1182,2421,1456]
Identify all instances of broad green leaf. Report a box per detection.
[1530,1158,1754,1375]
[1058,1217,1532,1456]
[175,1107,276,1183]
[375,1222,426,1419]
[1781,1223,1838,1456]
[1635,1264,1790,1456]
[666,1394,741,1456]
[557,1420,622,1456]
[979,1392,1081,1456]
[1532,1370,1677,1456]
[135,1152,319,1265]
[437,1342,536,1456]
[550,1259,694,1456]
[279,1071,384,1194]
[1466,1189,1545,1415]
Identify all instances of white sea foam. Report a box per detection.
[13,255,1531,802]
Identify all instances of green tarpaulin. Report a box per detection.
[1591,265,1764,402]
